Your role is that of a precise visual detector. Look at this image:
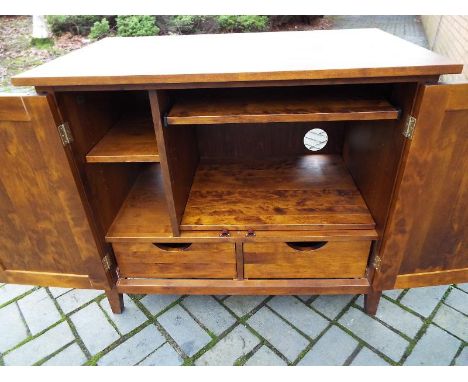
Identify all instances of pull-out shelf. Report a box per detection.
[166,87,400,125]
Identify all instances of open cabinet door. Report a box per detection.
[374,83,468,290]
[0,94,110,289]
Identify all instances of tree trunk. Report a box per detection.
[32,15,49,38]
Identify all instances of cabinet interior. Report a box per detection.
[55,83,415,242]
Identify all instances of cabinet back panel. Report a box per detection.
[197,122,344,161]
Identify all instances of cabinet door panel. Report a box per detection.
[374,83,468,289]
[0,95,107,288]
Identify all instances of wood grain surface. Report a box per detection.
[167,87,400,124]
[113,242,236,278]
[86,114,159,163]
[244,241,371,278]
[181,155,375,231]
[12,29,462,87]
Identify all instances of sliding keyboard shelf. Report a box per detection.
[86,114,159,163]
[166,88,400,125]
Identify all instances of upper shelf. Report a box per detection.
[86,114,159,163]
[166,88,400,125]
[12,29,462,87]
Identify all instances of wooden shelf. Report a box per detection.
[181,155,375,231]
[106,164,173,241]
[86,115,159,163]
[166,88,400,125]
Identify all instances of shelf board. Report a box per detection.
[106,164,173,241]
[86,115,159,163]
[166,88,400,125]
[181,155,375,231]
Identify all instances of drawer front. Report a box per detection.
[113,242,236,279]
[244,241,371,279]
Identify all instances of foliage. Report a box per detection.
[217,15,269,32]
[47,15,103,36]
[116,16,159,37]
[30,37,54,49]
[89,18,110,40]
[170,15,207,34]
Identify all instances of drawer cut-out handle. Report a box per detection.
[286,241,328,251]
[152,243,192,251]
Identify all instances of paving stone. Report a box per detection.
[100,295,147,335]
[267,296,329,339]
[432,304,468,341]
[444,288,468,315]
[356,296,423,338]
[98,325,165,366]
[0,303,29,352]
[298,326,358,366]
[4,322,74,365]
[248,306,309,362]
[350,348,390,366]
[0,284,34,306]
[311,294,354,319]
[43,343,87,366]
[455,347,468,366]
[57,289,103,314]
[457,283,468,293]
[339,307,408,362]
[405,325,460,365]
[140,294,180,315]
[182,295,236,335]
[17,288,61,335]
[158,304,211,357]
[138,343,183,366]
[245,345,287,366]
[48,287,73,298]
[383,289,404,300]
[195,325,260,366]
[399,285,448,317]
[224,295,267,317]
[70,302,119,355]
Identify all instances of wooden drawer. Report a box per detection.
[244,241,371,279]
[113,242,237,279]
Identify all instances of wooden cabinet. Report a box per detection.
[1,29,466,315]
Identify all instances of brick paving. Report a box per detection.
[0,284,467,365]
[2,17,463,366]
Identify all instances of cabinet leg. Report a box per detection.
[364,290,382,316]
[105,289,124,314]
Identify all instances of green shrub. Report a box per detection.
[31,37,54,50]
[217,15,269,32]
[47,15,102,36]
[116,16,159,37]
[89,18,110,40]
[170,15,206,34]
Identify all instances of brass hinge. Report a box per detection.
[102,254,113,272]
[403,116,417,139]
[58,122,74,146]
[373,255,382,271]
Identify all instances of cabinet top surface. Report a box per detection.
[12,29,462,87]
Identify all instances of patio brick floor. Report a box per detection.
[0,284,467,365]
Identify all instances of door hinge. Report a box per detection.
[102,254,113,272]
[373,255,382,271]
[403,116,417,139]
[58,122,74,146]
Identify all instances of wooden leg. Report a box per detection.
[364,289,382,315]
[105,289,124,314]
